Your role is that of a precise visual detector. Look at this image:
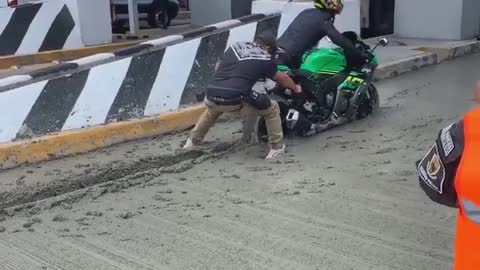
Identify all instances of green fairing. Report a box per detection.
[277,47,379,90]
[300,47,379,74]
[300,48,346,74]
[277,47,379,74]
[277,65,290,72]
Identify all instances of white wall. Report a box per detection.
[190,0,231,26]
[252,0,360,48]
[395,0,463,40]
[461,0,480,39]
[66,0,112,46]
[56,0,112,47]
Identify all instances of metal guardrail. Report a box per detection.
[127,0,139,34]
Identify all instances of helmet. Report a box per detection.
[314,0,344,14]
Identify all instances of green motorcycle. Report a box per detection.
[255,34,389,141]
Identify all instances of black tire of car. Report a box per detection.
[112,20,126,33]
[157,10,168,29]
[147,1,162,28]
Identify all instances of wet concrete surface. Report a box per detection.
[0,55,479,269]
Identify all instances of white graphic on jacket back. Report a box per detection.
[231,42,271,61]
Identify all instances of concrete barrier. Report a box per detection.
[0,104,206,170]
[0,1,80,56]
[0,13,281,169]
[0,0,111,57]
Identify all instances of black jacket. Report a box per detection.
[277,8,364,68]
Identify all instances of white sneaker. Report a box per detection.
[265,144,285,160]
[183,138,195,149]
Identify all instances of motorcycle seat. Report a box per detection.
[317,70,349,90]
[288,69,318,100]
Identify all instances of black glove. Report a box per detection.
[345,51,367,68]
[361,51,373,63]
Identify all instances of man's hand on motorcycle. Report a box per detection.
[284,84,302,95]
[362,51,374,63]
[294,84,303,94]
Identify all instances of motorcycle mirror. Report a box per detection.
[378,37,389,47]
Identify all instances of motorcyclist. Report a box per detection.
[276,0,368,70]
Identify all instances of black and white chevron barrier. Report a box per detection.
[0,13,281,143]
[0,1,82,57]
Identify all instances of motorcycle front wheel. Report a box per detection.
[356,84,380,119]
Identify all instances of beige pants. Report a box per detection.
[190,99,284,149]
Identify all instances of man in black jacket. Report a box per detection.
[183,32,302,160]
[277,0,366,69]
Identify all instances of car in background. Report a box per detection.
[112,0,169,29]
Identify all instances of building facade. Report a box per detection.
[190,0,480,41]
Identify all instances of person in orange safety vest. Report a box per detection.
[416,81,480,269]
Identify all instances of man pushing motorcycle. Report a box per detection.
[183,31,302,159]
[277,0,368,70]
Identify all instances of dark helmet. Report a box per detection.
[314,0,344,14]
[255,31,278,55]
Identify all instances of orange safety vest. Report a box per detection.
[454,107,480,269]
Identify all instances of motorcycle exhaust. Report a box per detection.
[286,109,314,132]
[305,113,349,136]
[286,109,299,130]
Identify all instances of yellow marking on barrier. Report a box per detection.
[0,104,206,170]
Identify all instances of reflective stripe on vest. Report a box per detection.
[453,108,480,270]
[457,108,480,211]
[462,199,480,225]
